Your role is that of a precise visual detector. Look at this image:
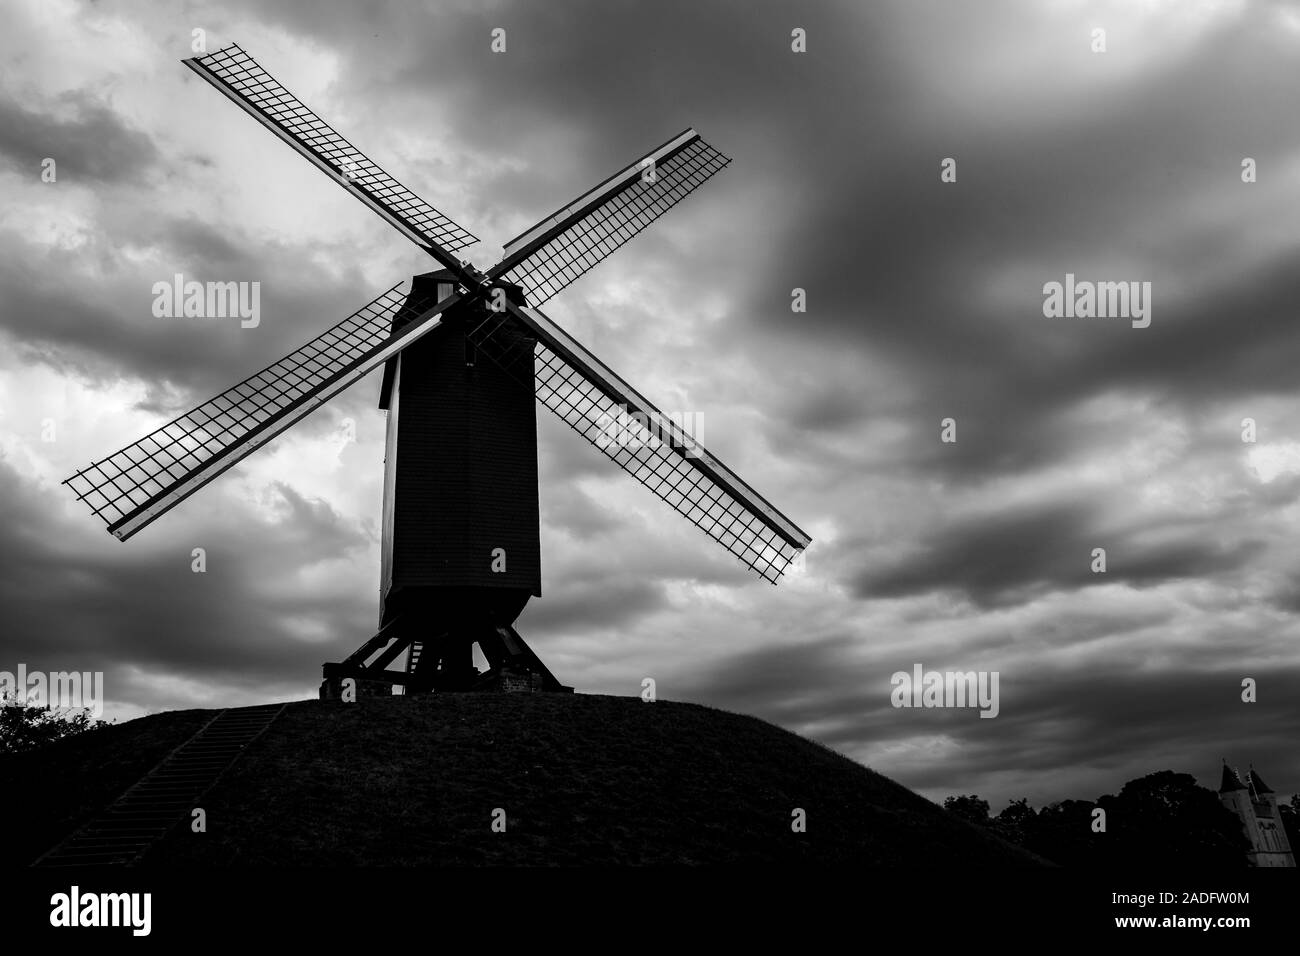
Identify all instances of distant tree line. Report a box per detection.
[944,771,1299,867]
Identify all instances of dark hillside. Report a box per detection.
[2,708,212,863]
[120,693,1044,866]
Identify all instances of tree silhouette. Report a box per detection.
[1095,771,1250,868]
[944,772,1257,866]
[1024,799,1103,866]
[993,797,1036,847]
[943,794,990,826]
[0,692,106,754]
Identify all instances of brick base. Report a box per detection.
[486,668,546,693]
[318,677,396,700]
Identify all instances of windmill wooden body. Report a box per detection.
[64,43,811,696]
[375,273,547,690]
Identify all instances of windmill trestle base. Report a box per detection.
[319,617,572,699]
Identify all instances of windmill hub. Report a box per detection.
[62,42,810,700]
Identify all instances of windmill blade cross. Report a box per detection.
[71,39,808,589]
[58,37,813,703]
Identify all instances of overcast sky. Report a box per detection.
[2,0,1298,811]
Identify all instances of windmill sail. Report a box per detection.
[488,129,730,306]
[469,302,811,583]
[65,283,460,541]
[184,43,478,261]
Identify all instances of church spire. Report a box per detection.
[1219,761,1247,793]
[1248,767,1274,795]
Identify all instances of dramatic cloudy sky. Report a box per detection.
[2,0,1299,810]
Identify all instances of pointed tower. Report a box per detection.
[1220,762,1247,795]
[1218,761,1295,867]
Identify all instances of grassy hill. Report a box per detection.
[9,693,1044,866]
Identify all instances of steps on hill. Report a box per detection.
[32,703,285,867]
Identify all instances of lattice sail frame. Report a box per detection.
[184,44,477,257]
[489,130,730,307]
[468,304,811,583]
[65,284,455,540]
[536,346,803,583]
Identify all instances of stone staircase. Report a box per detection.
[32,702,285,867]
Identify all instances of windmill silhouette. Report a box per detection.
[64,43,810,696]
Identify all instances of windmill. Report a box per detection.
[63,43,811,697]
